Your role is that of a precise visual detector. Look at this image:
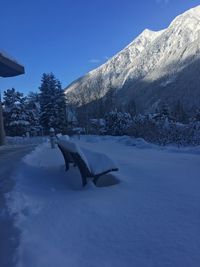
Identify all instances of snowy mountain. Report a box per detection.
[65,5,200,114]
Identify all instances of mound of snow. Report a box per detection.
[23,142,64,168]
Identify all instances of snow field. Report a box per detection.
[6,136,200,267]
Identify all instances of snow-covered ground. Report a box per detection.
[0,144,37,267]
[6,136,200,267]
[6,136,47,146]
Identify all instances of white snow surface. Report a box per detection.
[6,135,200,267]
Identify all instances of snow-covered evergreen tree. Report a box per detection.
[130,109,200,146]
[39,73,67,134]
[172,100,187,123]
[3,88,30,136]
[105,111,132,136]
[192,108,200,122]
[26,92,41,136]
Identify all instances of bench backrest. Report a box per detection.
[57,143,74,171]
[57,140,92,177]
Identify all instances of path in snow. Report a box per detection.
[0,144,35,267]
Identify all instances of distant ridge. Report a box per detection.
[65,5,200,114]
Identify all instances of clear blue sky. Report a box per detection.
[1,0,200,94]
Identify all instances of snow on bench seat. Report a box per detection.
[57,139,118,186]
[81,147,118,176]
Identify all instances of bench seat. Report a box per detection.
[57,139,118,186]
[81,147,118,176]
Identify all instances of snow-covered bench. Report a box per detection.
[57,140,119,186]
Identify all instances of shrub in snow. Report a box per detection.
[129,112,200,146]
[128,114,163,144]
[104,111,132,136]
[89,118,106,135]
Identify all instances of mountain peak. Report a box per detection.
[65,5,200,114]
[186,5,200,16]
[173,5,200,19]
[142,28,155,34]
[170,5,200,28]
[139,28,165,39]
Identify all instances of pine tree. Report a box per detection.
[39,73,67,134]
[3,88,30,136]
[172,100,187,122]
[193,108,200,122]
[127,99,137,117]
[159,103,170,119]
[105,87,116,113]
[26,92,41,135]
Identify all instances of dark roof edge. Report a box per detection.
[0,52,25,77]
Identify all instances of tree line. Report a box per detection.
[2,72,200,146]
[2,73,67,136]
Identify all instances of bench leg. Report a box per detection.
[93,176,100,186]
[82,175,87,187]
[65,161,69,171]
